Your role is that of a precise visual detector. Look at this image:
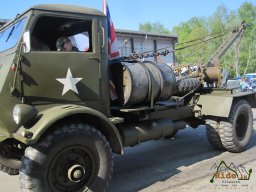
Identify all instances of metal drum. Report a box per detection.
[143,61,162,101]
[144,61,176,101]
[157,63,176,100]
[123,62,150,105]
[122,61,176,106]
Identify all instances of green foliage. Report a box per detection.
[139,21,170,35]
[238,2,256,75]
[172,17,209,64]
[138,2,256,78]
[173,2,256,77]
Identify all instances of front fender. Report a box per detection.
[14,105,123,154]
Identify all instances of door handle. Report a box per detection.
[101,27,105,49]
[89,56,100,62]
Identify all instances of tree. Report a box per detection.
[238,2,256,75]
[137,2,256,78]
[207,5,234,70]
[139,21,170,35]
[172,17,208,64]
[171,3,256,77]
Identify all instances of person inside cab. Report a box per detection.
[56,36,78,52]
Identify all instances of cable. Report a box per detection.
[175,25,236,46]
[121,22,243,61]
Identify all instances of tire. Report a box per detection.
[219,100,253,153]
[19,122,113,192]
[0,141,24,175]
[205,119,225,150]
[176,78,201,96]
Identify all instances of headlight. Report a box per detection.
[13,104,38,125]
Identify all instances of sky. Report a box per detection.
[1,0,255,31]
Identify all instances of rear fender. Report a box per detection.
[197,92,256,118]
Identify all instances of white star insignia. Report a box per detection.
[56,68,83,96]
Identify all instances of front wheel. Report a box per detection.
[19,122,113,192]
[219,100,253,153]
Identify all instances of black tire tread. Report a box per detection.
[0,162,19,175]
[176,78,201,95]
[219,100,253,153]
[0,142,22,175]
[205,119,225,150]
[20,122,113,192]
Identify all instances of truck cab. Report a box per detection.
[0,4,111,137]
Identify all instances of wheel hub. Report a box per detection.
[49,146,95,192]
[68,164,85,182]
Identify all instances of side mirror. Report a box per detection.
[23,31,31,53]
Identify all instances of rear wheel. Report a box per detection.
[205,119,225,150]
[19,122,113,192]
[219,100,253,152]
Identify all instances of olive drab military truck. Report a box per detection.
[0,4,255,192]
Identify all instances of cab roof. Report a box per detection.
[30,4,105,17]
[1,4,105,29]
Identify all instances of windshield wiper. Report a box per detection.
[6,25,15,42]
[5,19,22,43]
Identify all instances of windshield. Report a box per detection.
[0,17,27,52]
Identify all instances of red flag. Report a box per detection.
[103,0,119,100]
[103,0,120,60]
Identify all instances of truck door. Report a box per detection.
[21,15,109,114]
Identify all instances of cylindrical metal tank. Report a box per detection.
[155,62,176,100]
[143,61,162,101]
[122,61,176,106]
[123,62,150,105]
[119,118,187,147]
